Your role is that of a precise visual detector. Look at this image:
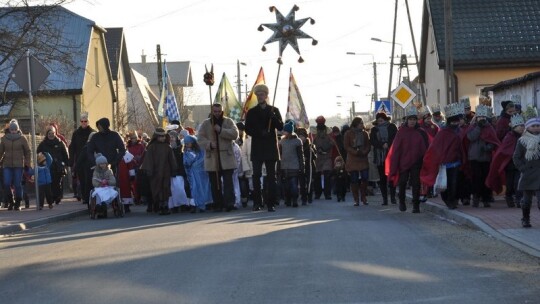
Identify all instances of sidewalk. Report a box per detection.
[421,194,540,258]
[0,196,88,236]
[1,192,539,259]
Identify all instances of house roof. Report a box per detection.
[424,0,540,69]
[104,27,132,87]
[0,6,98,93]
[131,61,193,87]
[483,70,540,92]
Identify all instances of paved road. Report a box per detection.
[1,198,540,304]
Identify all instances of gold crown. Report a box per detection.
[523,106,539,121]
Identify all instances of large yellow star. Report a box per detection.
[258,5,317,64]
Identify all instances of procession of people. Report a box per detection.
[0,93,539,228]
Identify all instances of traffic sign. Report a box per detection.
[391,82,416,109]
[10,55,50,94]
[374,99,392,116]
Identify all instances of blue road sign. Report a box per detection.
[374,99,392,116]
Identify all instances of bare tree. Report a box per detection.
[0,0,83,101]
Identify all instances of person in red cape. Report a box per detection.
[420,103,467,210]
[418,109,439,143]
[456,114,473,205]
[386,107,429,213]
[463,105,501,208]
[495,100,516,141]
[486,114,524,208]
[118,131,146,213]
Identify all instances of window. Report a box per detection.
[94,47,100,87]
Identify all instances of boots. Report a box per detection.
[292,197,298,208]
[398,200,407,212]
[505,196,515,208]
[380,184,388,205]
[522,207,532,228]
[389,186,397,204]
[13,197,21,211]
[360,181,368,205]
[6,193,14,211]
[24,192,30,209]
[412,201,420,213]
[351,183,360,206]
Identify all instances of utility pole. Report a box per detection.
[444,0,455,104]
[373,61,378,114]
[157,44,162,92]
[237,60,242,104]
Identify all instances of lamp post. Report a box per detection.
[346,52,378,118]
[371,37,403,99]
[236,60,247,103]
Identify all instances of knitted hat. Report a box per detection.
[183,135,197,144]
[95,154,108,165]
[37,152,46,164]
[80,112,89,121]
[253,84,269,94]
[9,120,19,131]
[315,115,326,124]
[283,121,295,134]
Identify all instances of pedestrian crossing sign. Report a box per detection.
[391,82,416,109]
[374,100,392,116]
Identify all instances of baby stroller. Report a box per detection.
[89,186,123,219]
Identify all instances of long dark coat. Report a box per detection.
[245,104,284,162]
[140,140,177,203]
[68,126,96,167]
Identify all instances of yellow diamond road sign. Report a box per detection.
[391,82,416,109]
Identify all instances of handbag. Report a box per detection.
[434,164,447,192]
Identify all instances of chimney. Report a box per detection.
[141,49,146,64]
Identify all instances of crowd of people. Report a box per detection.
[0,88,538,228]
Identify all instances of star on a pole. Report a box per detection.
[258,5,317,64]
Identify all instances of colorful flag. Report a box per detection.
[241,67,266,120]
[286,69,309,128]
[159,61,181,124]
[214,72,242,122]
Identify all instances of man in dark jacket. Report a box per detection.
[68,112,95,201]
[370,112,398,205]
[245,84,284,212]
[87,118,125,174]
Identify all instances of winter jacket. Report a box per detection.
[197,115,239,171]
[245,103,284,162]
[92,166,116,188]
[279,134,304,172]
[344,128,371,172]
[313,127,334,172]
[0,132,31,168]
[87,118,125,167]
[68,126,96,166]
[28,152,53,186]
[513,131,540,191]
[37,136,69,174]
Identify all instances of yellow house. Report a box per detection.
[1,6,116,136]
[419,0,540,112]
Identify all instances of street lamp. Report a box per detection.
[371,37,403,57]
[236,60,247,102]
[346,52,378,118]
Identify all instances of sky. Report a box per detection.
[65,0,424,121]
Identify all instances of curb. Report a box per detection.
[0,209,88,236]
[423,200,540,259]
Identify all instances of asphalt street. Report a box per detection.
[1,197,540,304]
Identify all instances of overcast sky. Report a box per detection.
[66,0,423,120]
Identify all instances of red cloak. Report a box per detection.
[420,127,465,187]
[485,131,518,194]
[386,126,428,186]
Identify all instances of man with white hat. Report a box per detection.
[245,84,284,212]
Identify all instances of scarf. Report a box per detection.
[519,131,540,161]
[353,128,365,148]
[377,121,389,143]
